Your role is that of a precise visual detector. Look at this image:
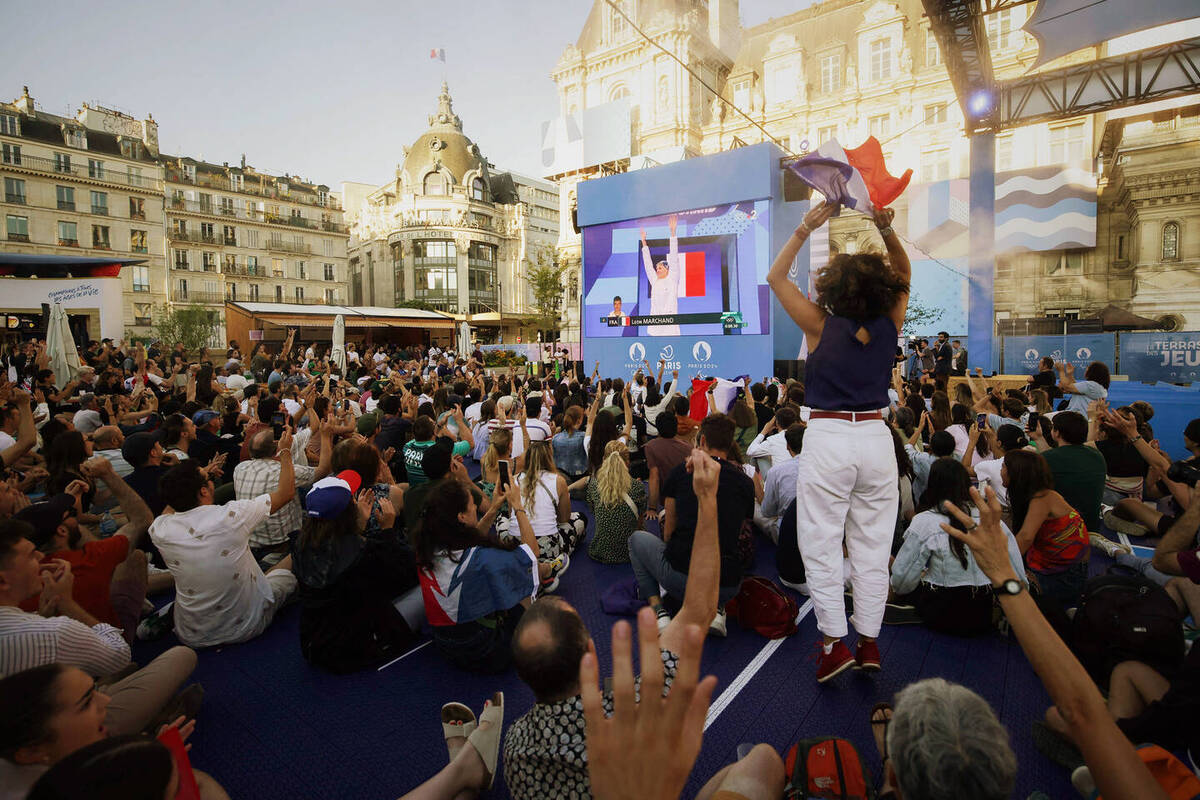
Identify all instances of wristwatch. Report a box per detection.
[992,578,1023,596]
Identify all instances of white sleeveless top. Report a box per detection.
[509,471,560,539]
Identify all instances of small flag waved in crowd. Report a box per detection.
[430,48,445,62]
[789,136,912,214]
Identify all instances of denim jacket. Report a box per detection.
[891,509,1027,595]
[552,430,588,476]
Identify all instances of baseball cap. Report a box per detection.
[305,470,363,520]
[356,413,380,436]
[192,410,219,426]
[121,431,160,468]
[225,375,248,392]
[15,493,76,550]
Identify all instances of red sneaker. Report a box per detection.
[854,638,881,672]
[815,641,856,683]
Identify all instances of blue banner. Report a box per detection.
[1118,331,1200,383]
[1002,334,1116,375]
[585,334,774,385]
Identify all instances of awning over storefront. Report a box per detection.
[257,316,390,329]
[0,252,146,279]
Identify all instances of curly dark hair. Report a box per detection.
[812,253,909,321]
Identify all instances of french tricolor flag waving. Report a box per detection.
[430,48,445,62]
[789,136,912,213]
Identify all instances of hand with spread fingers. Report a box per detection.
[939,486,1018,585]
[581,607,717,800]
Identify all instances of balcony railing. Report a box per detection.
[91,206,108,216]
[5,193,26,204]
[168,229,218,245]
[266,238,311,254]
[7,233,29,242]
[163,166,342,210]
[58,238,79,247]
[130,211,146,221]
[57,201,75,211]
[177,291,225,304]
[169,198,347,234]
[3,153,163,191]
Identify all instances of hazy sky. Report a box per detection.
[5,0,813,190]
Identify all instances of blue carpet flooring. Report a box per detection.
[131,490,1130,799]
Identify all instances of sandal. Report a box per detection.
[466,692,504,790]
[441,702,476,761]
[870,702,893,763]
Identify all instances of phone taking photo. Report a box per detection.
[976,413,987,431]
[1027,411,1040,432]
[497,459,511,492]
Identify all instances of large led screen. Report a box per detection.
[582,201,771,340]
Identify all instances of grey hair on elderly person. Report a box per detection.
[887,678,1017,800]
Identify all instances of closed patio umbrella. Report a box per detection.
[45,303,82,390]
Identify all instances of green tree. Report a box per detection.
[902,296,944,336]
[153,304,218,353]
[397,299,441,313]
[525,247,576,339]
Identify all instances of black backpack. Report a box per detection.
[1070,574,1184,687]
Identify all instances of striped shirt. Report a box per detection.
[0,605,130,678]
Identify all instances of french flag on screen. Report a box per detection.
[681,251,705,297]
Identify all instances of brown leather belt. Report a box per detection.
[809,410,884,422]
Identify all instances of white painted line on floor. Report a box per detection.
[377,640,432,672]
[703,598,814,731]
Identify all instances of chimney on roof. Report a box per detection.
[15,86,34,115]
[241,153,246,169]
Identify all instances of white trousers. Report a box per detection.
[794,418,898,639]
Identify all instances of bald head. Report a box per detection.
[248,427,277,459]
[93,426,123,450]
[511,597,589,702]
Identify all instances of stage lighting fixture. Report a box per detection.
[968,90,994,117]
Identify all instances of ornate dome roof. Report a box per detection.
[401,82,485,186]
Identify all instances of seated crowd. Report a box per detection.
[0,327,1196,800]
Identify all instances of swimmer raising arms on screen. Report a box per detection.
[640,214,685,336]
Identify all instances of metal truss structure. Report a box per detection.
[994,36,1200,131]
[922,0,1200,133]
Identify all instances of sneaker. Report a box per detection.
[1103,510,1151,538]
[136,602,174,641]
[538,554,570,595]
[815,640,856,683]
[779,577,810,595]
[708,609,727,638]
[654,605,672,633]
[1090,532,1132,558]
[854,638,881,671]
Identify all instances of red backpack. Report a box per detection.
[726,576,799,639]
[785,737,876,800]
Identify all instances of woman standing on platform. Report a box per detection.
[766,200,911,684]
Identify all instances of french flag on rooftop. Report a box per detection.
[789,136,912,213]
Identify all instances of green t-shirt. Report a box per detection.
[403,439,436,485]
[1042,443,1107,533]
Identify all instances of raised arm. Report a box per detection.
[639,227,657,283]
[766,202,837,345]
[661,450,721,653]
[268,429,297,513]
[2,390,36,466]
[942,489,1169,800]
[874,207,910,333]
[668,215,686,294]
[1056,361,1080,395]
[85,458,152,548]
[503,482,540,559]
